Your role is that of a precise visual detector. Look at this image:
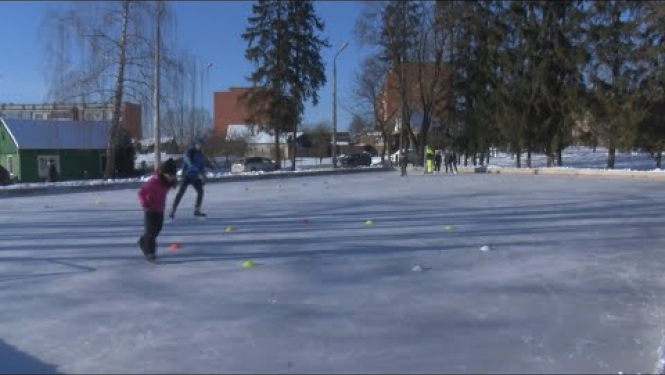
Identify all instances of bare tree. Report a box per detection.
[40,0,183,178]
[303,121,332,161]
[343,55,395,163]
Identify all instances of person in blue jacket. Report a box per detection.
[170,137,206,218]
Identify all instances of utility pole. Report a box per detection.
[399,55,405,164]
[200,63,213,132]
[399,0,407,167]
[332,41,348,169]
[153,1,164,170]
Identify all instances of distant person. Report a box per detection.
[170,137,206,219]
[140,160,148,176]
[445,149,458,174]
[46,159,58,183]
[425,145,435,174]
[434,151,442,173]
[400,150,408,177]
[137,158,178,262]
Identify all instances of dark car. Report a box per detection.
[340,153,372,168]
[0,165,12,186]
[232,157,281,173]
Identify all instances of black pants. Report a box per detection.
[172,175,204,211]
[400,163,408,176]
[446,160,458,173]
[435,161,441,172]
[140,211,164,255]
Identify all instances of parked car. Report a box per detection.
[0,165,12,186]
[340,153,372,168]
[390,149,418,164]
[231,157,281,173]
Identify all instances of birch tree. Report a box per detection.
[40,0,183,178]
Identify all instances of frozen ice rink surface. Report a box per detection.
[1,171,665,374]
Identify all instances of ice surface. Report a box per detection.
[2,172,665,373]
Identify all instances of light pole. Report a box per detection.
[153,1,164,170]
[200,62,213,132]
[332,41,348,169]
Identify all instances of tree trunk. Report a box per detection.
[104,0,130,179]
[607,138,616,169]
[274,130,282,167]
[527,147,532,168]
[516,151,521,168]
[380,127,389,165]
[657,141,663,169]
[556,144,563,166]
[464,153,468,166]
[290,123,297,171]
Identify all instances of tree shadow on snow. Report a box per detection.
[0,339,62,374]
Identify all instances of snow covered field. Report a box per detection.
[488,146,663,172]
[2,172,665,373]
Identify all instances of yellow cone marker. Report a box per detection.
[365,219,373,226]
[226,226,234,233]
[444,225,454,231]
[242,260,257,268]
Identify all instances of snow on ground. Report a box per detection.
[3,147,659,192]
[2,172,665,373]
[488,146,663,172]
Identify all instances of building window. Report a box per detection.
[84,111,95,121]
[51,111,71,120]
[100,154,107,174]
[37,155,60,178]
[33,113,45,120]
[7,155,13,174]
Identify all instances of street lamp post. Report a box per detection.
[332,41,348,169]
[200,62,213,132]
[153,1,164,170]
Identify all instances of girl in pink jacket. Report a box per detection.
[137,158,178,262]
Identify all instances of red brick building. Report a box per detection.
[213,87,256,137]
[377,63,449,127]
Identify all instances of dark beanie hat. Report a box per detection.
[161,158,177,175]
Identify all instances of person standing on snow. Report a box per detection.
[170,137,207,219]
[425,145,435,174]
[434,151,442,173]
[137,158,178,262]
[46,159,58,182]
[400,150,408,177]
[445,148,458,174]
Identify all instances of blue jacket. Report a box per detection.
[182,146,205,179]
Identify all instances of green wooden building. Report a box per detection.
[0,118,111,182]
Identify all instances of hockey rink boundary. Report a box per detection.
[0,165,395,198]
[471,166,665,179]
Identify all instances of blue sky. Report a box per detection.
[0,0,366,131]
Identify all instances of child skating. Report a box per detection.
[137,158,178,262]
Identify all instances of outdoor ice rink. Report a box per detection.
[1,171,665,374]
